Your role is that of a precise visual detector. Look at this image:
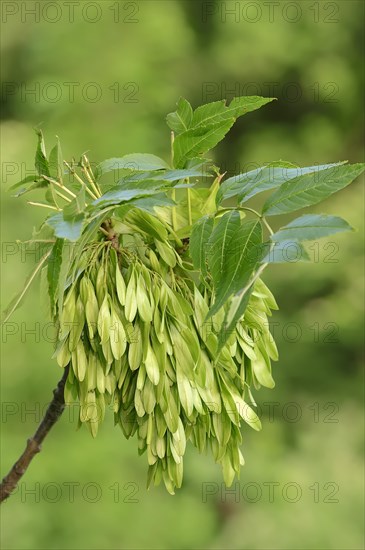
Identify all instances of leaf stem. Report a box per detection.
[237,206,262,218]
[158,218,183,247]
[99,227,110,237]
[42,175,76,199]
[27,202,60,211]
[187,185,192,226]
[64,161,98,200]
[1,250,52,324]
[262,216,274,236]
[81,155,101,198]
[54,189,72,203]
[170,131,175,166]
[171,191,177,231]
[19,239,56,244]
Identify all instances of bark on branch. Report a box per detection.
[0,365,69,504]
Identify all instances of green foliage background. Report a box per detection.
[1,1,364,548]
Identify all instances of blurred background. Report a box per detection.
[1,1,364,548]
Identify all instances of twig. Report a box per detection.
[27,202,60,211]
[64,161,98,200]
[1,250,52,324]
[0,366,70,504]
[81,155,101,198]
[187,187,192,226]
[54,189,72,203]
[101,221,120,252]
[41,175,77,199]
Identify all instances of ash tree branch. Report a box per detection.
[0,365,70,504]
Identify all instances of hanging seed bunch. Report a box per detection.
[6,96,364,493]
[55,215,278,493]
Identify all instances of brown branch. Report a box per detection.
[0,365,70,504]
[101,220,121,252]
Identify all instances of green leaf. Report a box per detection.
[189,215,214,275]
[192,96,275,128]
[261,240,310,263]
[116,170,206,190]
[96,154,169,177]
[271,214,354,242]
[11,179,47,197]
[40,265,51,319]
[127,168,209,182]
[201,176,221,216]
[218,286,255,350]
[63,187,86,220]
[166,97,193,134]
[46,213,84,241]
[107,177,166,192]
[217,162,345,205]
[49,145,58,179]
[35,129,50,177]
[31,222,55,242]
[263,163,365,216]
[173,119,235,169]
[124,209,168,241]
[153,188,212,234]
[207,210,241,288]
[217,166,264,204]
[131,194,176,213]
[47,238,64,315]
[48,136,63,182]
[185,157,213,172]
[1,250,51,324]
[208,219,263,318]
[45,185,58,206]
[57,240,76,317]
[92,186,166,208]
[8,175,41,192]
